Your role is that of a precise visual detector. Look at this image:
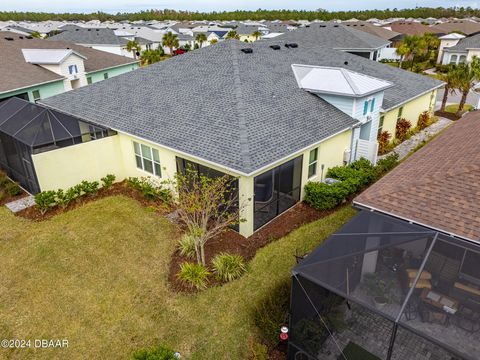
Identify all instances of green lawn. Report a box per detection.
[444,103,473,114]
[0,195,355,359]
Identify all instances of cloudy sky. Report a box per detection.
[0,0,477,13]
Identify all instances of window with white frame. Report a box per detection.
[450,54,458,64]
[68,64,78,75]
[459,55,467,64]
[133,141,161,177]
[308,148,318,178]
[363,98,376,116]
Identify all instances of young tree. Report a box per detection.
[140,48,163,66]
[126,40,141,59]
[396,35,427,69]
[252,30,262,41]
[195,32,207,48]
[225,30,240,40]
[174,168,247,266]
[210,38,218,45]
[438,66,459,112]
[162,31,179,55]
[456,58,480,116]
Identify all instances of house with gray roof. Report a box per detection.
[439,33,480,65]
[0,37,442,238]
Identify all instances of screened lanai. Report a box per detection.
[289,210,480,360]
[0,97,112,193]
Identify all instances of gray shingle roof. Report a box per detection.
[41,38,442,175]
[278,23,390,50]
[446,33,480,51]
[48,28,129,46]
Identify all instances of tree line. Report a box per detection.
[1,7,480,22]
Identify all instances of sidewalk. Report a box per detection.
[379,117,453,161]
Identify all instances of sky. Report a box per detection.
[0,0,478,13]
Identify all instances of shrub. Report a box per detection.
[101,174,116,189]
[35,190,57,214]
[212,253,247,282]
[378,131,392,155]
[375,153,399,177]
[0,171,9,188]
[80,180,99,196]
[127,177,172,203]
[4,182,21,196]
[178,232,196,259]
[395,118,412,141]
[304,181,350,210]
[252,279,290,347]
[177,262,210,290]
[417,111,432,130]
[131,344,177,360]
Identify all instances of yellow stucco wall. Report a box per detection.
[381,90,436,139]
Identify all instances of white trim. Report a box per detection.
[381,85,444,113]
[353,201,477,244]
[85,60,139,75]
[0,78,64,96]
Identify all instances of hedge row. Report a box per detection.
[304,155,399,210]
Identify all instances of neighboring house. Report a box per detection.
[4,39,438,239]
[437,33,466,63]
[440,33,480,65]
[383,21,445,45]
[0,32,139,102]
[48,27,149,58]
[1,25,34,36]
[290,112,480,360]
[434,20,480,37]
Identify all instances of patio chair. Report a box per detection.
[452,300,480,333]
[254,173,274,212]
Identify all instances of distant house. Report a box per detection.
[439,33,480,65]
[434,20,480,37]
[0,32,139,103]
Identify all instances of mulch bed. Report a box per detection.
[15,181,171,221]
[167,202,336,293]
[434,110,461,121]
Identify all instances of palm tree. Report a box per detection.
[252,30,262,41]
[162,31,179,55]
[455,59,479,116]
[396,35,427,69]
[225,30,240,40]
[210,38,218,45]
[126,40,140,59]
[195,33,207,48]
[31,31,42,38]
[140,49,163,66]
[438,67,460,112]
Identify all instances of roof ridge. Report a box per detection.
[229,40,252,171]
[340,68,361,95]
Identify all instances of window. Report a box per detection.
[397,106,404,122]
[377,115,385,137]
[87,77,92,85]
[68,64,78,75]
[308,148,318,178]
[88,125,107,140]
[103,73,109,80]
[133,141,161,177]
[370,98,375,112]
[459,55,467,64]
[363,98,375,116]
[450,54,458,64]
[31,90,41,102]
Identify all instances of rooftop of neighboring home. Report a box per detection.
[444,32,480,52]
[434,20,480,36]
[384,21,445,36]
[355,111,480,242]
[0,32,138,94]
[42,37,442,175]
[1,24,34,36]
[288,22,390,51]
[342,21,401,41]
[48,27,129,46]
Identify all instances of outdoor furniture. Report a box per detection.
[419,288,459,325]
[452,299,480,333]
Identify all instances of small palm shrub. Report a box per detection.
[80,180,99,196]
[178,232,196,259]
[377,131,392,155]
[395,118,412,141]
[131,344,177,360]
[177,262,210,289]
[35,190,57,214]
[212,253,247,282]
[101,174,116,189]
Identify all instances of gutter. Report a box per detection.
[353,201,477,244]
[0,78,64,96]
[85,60,140,75]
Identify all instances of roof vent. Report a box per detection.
[344,61,349,65]
[87,29,91,31]
[241,48,253,54]
[285,43,298,48]
[4,37,14,41]
[269,45,281,50]
[333,25,339,27]
[96,29,99,31]
[306,25,310,28]
[75,29,79,31]
[19,36,24,39]
[25,36,32,39]
[319,25,326,28]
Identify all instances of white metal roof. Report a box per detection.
[439,33,466,40]
[292,64,393,97]
[21,48,87,65]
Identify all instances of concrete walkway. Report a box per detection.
[5,195,35,213]
[379,117,453,161]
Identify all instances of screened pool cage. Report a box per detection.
[289,210,480,360]
[0,97,113,193]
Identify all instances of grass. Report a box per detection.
[0,195,356,359]
[339,342,381,360]
[444,103,473,114]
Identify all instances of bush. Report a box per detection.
[4,182,21,196]
[177,262,210,289]
[0,171,9,188]
[417,111,432,130]
[35,190,57,214]
[131,344,177,360]
[395,118,412,141]
[80,180,99,196]
[375,153,399,177]
[248,340,268,360]
[127,177,172,203]
[212,253,247,282]
[178,232,196,259]
[101,174,116,189]
[377,130,392,155]
[304,182,349,210]
[252,279,290,347]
